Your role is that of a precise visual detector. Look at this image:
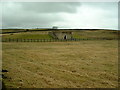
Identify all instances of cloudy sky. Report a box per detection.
[1,2,118,30]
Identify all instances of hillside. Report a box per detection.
[2,29,119,40]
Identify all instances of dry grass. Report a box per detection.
[2,40,118,88]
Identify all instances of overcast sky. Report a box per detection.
[1,2,118,30]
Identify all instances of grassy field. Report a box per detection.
[1,29,48,33]
[2,30,118,40]
[2,32,53,39]
[2,40,118,88]
[1,29,26,33]
[72,30,118,39]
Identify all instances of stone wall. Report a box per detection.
[49,31,72,39]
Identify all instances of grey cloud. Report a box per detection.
[2,13,65,28]
[20,2,81,13]
[2,2,118,29]
[81,2,117,9]
[2,2,81,28]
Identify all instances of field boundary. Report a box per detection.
[1,38,118,42]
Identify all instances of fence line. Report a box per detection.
[1,38,118,42]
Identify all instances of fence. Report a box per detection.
[1,38,118,42]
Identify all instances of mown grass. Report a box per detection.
[2,40,118,88]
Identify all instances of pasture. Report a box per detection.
[2,29,119,40]
[2,40,118,88]
[2,31,52,39]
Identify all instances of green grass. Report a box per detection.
[2,30,119,40]
[2,40,118,88]
[28,29,48,31]
[72,30,118,39]
[2,33,53,39]
[2,29,49,32]
[2,29,26,33]
[72,34,87,39]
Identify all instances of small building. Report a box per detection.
[49,30,73,40]
[52,26,58,29]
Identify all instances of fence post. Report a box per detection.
[16,38,18,42]
[20,39,22,42]
[8,38,10,42]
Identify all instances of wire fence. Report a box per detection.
[1,38,118,42]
